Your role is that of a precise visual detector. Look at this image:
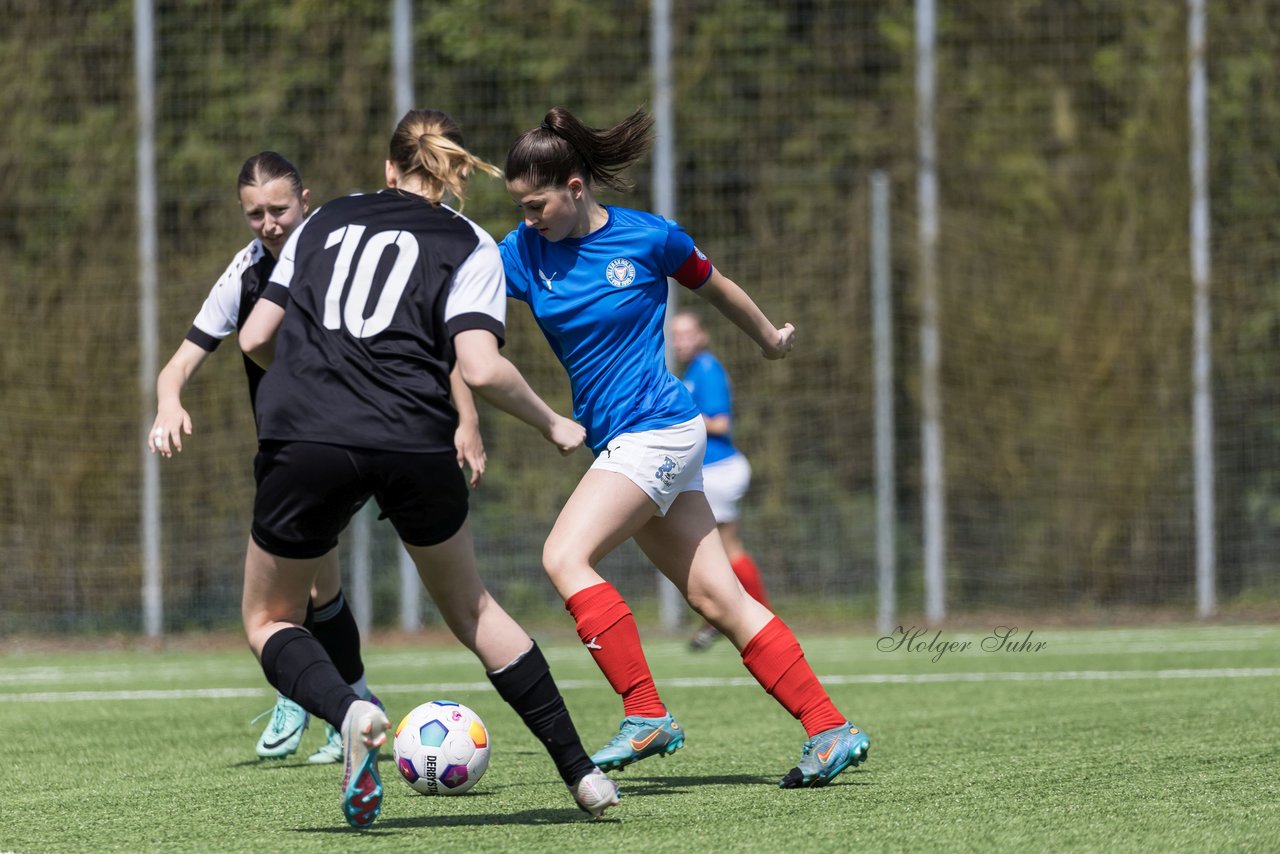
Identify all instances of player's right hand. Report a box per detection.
[545,415,586,456]
[148,408,192,458]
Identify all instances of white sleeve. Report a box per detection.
[445,223,507,329]
[268,209,317,289]
[190,240,263,341]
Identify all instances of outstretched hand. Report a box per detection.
[762,322,796,360]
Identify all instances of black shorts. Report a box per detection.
[251,441,469,559]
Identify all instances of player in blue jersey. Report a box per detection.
[147,152,404,763]
[500,107,870,789]
[237,110,618,827]
[670,310,774,651]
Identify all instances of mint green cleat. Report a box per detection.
[778,721,870,788]
[590,713,684,772]
[308,724,343,764]
[254,694,309,759]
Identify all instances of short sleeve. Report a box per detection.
[267,209,318,291]
[661,218,713,289]
[446,225,507,346]
[187,240,262,349]
[498,229,534,303]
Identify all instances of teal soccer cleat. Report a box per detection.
[778,721,870,788]
[590,712,685,772]
[339,699,391,828]
[254,694,309,759]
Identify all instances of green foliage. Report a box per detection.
[2,1,1278,631]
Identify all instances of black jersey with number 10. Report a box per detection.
[253,189,507,453]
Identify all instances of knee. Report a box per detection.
[686,586,731,627]
[541,537,581,581]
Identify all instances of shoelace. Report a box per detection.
[250,703,289,731]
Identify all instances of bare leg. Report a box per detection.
[633,491,772,650]
[402,518,531,672]
[242,536,321,658]
[541,469,659,598]
[717,519,746,562]
[310,548,343,603]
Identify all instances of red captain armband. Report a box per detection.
[672,247,713,289]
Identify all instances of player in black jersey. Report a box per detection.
[236,110,619,828]
[147,152,449,763]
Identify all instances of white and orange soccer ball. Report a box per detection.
[393,700,490,795]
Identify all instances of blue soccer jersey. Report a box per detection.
[500,206,712,454]
[682,350,737,465]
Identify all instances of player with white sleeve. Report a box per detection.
[147,152,399,764]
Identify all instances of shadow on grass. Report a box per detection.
[615,771,874,794]
[295,805,620,833]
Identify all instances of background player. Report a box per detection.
[237,109,619,827]
[669,309,774,651]
[147,152,408,763]
[499,106,871,789]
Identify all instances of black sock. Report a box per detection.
[260,626,359,728]
[310,590,365,685]
[487,641,595,787]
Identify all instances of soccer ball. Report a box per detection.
[393,700,490,795]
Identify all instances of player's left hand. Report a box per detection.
[455,422,486,488]
[762,323,796,360]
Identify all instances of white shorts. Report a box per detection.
[703,451,751,523]
[590,417,706,516]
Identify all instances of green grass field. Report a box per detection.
[3,623,1278,853]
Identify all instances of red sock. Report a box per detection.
[565,582,666,718]
[741,617,846,737]
[730,553,771,608]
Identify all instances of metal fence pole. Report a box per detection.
[391,0,422,633]
[135,0,162,638]
[651,0,684,634]
[916,0,945,622]
[871,171,897,637]
[1188,0,1216,617]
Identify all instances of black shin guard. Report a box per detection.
[487,641,595,787]
[310,590,365,685]
[260,626,358,728]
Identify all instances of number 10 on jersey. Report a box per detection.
[322,224,419,338]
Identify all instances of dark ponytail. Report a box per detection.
[504,107,653,192]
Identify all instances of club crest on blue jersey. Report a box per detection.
[655,454,680,486]
[605,258,637,288]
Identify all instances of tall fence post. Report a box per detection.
[135,0,162,638]
[1188,0,1215,617]
[651,0,683,634]
[916,0,945,623]
[871,171,897,638]
[391,0,422,633]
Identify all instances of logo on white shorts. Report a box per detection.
[605,258,636,287]
[655,455,680,486]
